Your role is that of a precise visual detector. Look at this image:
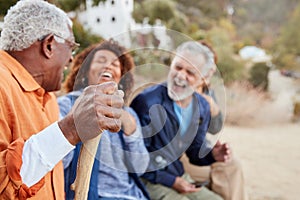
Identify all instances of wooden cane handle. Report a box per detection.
[72,133,102,200]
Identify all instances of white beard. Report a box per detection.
[167,76,194,101]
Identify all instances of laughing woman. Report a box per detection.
[58,39,150,200]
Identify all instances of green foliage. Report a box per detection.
[72,19,103,54]
[278,3,300,55]
[132,3,146,23]
[175,0,227,20]
[92,0,106,6]
[233,0,298,47]
[132,0,188,33]
[273,3,300,70]
[196,1,227,20]
[132,48,170,82]
[134,0,177,25]
[190,29,206,41]
[167,13,188,33]
[0,0,18,15]
[217,54,245,85]
[55,0,82,12]
[272,53,298,70]
[248,62,270,91]
[148,0,176,24]
[203,27,245,85]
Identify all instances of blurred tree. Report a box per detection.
[72,19,103,54]
[232,0,298,48]
[277,3,300,55]
[132,2,146,23]
[133,0,177,25]
[175,0,230,19]
[205,26,245,84]
[54,0,82,12]
[273,2,300,70]
[0,0,17,15]
[167,12,188,33]
[50,0,105,11]
[248,62,270,91]
[92,0,106,6]
[132,0,188,33]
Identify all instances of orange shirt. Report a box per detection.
[0,50,64,199]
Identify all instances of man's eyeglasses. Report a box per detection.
[39,33,80,55]
[53,34,80,52]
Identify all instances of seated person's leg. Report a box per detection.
[142,178,190,200]
[181,153,247,200]
[185,187,222,200]
[142,173,222,200]
[211,157,248,200]
[182,173,223,200]
[180,154,210,183]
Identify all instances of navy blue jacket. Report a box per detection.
[130,83,215,187]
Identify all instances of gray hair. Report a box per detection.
[0,0,72,51]
[175,41,216,76]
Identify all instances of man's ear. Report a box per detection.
[41,34,55,58]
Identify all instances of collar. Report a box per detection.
[0,50,41,92]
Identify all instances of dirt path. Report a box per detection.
[220,123,300,200]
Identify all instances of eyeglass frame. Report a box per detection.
[38,33,80,55]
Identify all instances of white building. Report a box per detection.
[78,0,134,40]
[239,46,272,63]
[77,0,171,49]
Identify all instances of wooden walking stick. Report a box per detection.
[71,83,123,199]
[71,133,102,200]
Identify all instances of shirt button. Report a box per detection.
[36,88,44,96]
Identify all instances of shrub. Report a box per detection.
[248,62,270,91]
[217,54,245,85]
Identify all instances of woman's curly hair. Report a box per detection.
[63,39,135,101]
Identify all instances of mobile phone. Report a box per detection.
[192,180,210,188]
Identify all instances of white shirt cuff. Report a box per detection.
[20,122,75,187]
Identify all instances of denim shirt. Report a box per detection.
[58,91,150,200]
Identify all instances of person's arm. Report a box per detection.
[201,90,223,134]
[0,89,75,198]
[121,107,150,174]
[20,122,75,187]
[0,83,123,198]
[208,112,223,134]
[22,84,124,185]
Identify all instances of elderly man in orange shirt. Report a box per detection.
[0,0,124,199]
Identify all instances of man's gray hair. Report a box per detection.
[0,0,72,51]
[175,41,216,76]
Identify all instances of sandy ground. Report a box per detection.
[219,70,300,200]
[220,123,300,200]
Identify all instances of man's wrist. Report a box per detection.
[58,114,80,145]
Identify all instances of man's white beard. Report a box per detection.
[167,77,194,101]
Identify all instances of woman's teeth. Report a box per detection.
[102,72,112,78]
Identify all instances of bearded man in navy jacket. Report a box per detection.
[131,41,230,200]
